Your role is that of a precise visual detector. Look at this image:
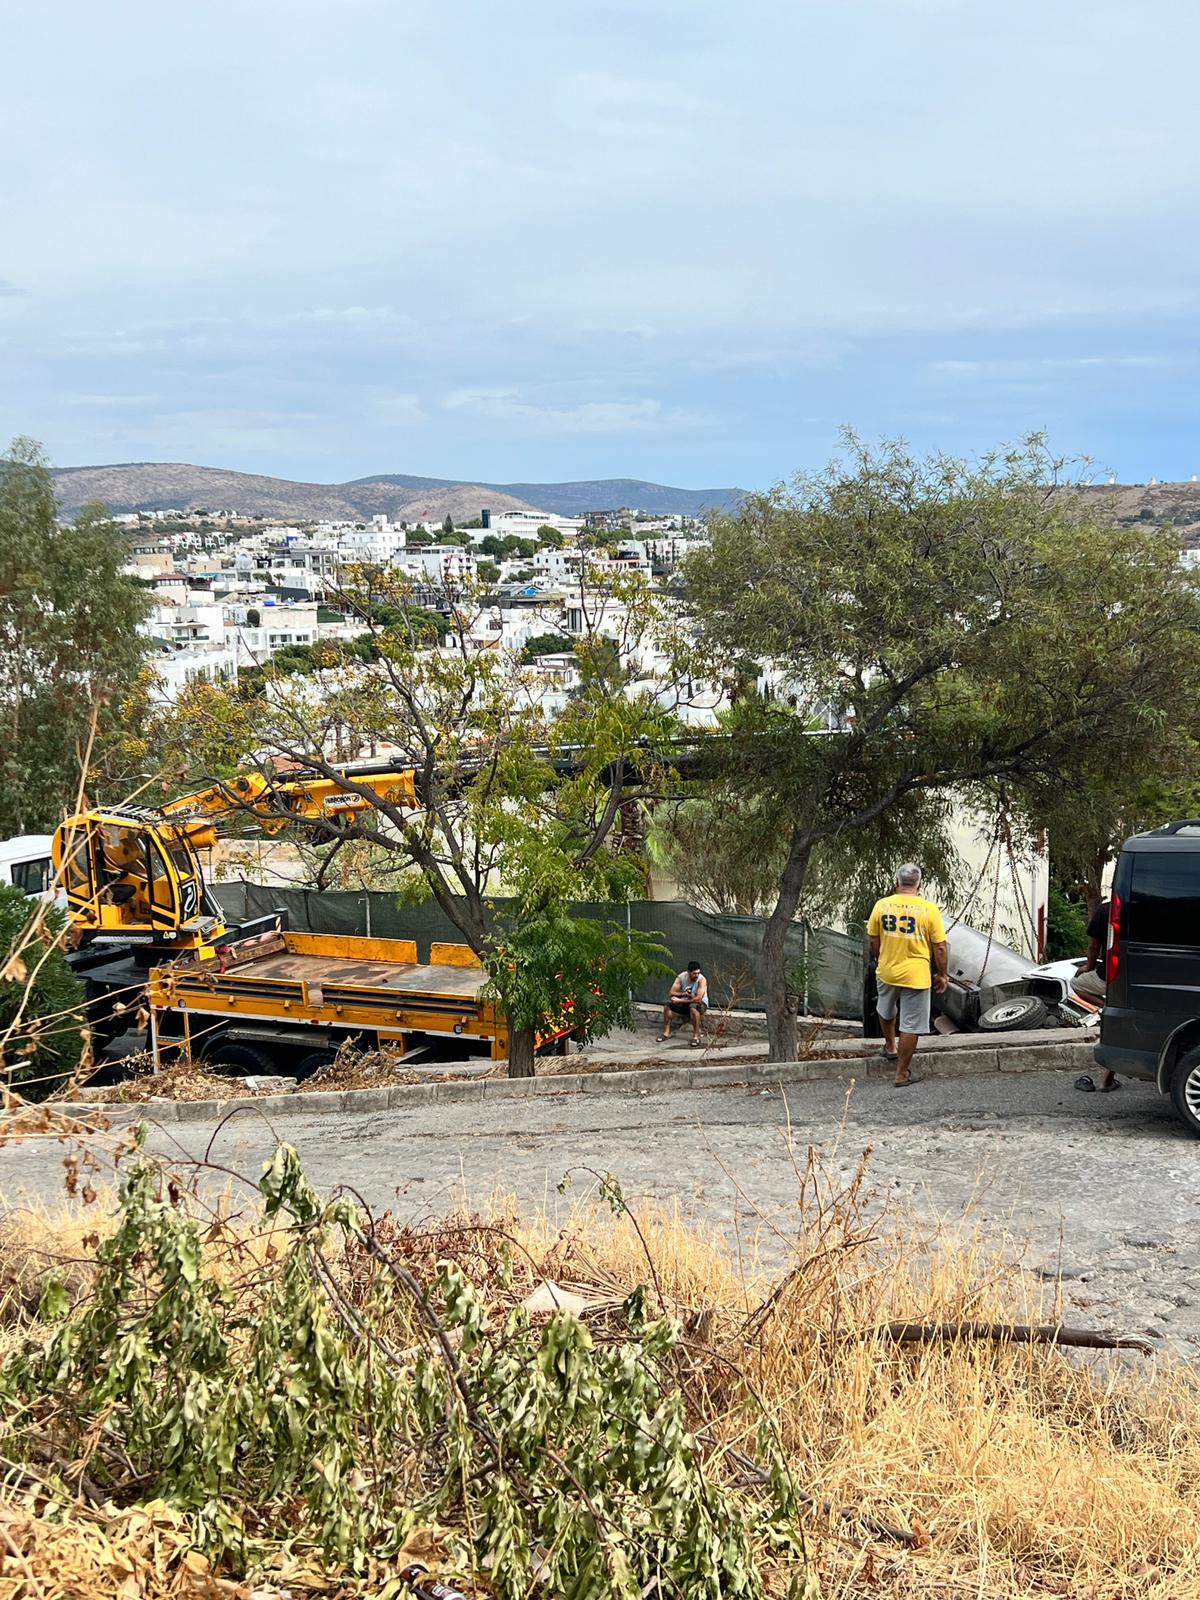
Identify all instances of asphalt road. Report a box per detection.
[3,1069,1198,1355]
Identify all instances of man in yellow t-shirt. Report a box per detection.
[866,863,949,1089]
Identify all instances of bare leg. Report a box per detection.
[879,1013,898,1059]
[690,1004,702,1042]
[661,1004,673,1038]
[895,1031,919,1084]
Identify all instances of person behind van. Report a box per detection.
[867,863,948,1088]
[659,961,708,1046]
[1073,899,1109,1002]
[1073,898,1118,1091]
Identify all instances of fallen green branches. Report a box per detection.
[0,1140,812,1599]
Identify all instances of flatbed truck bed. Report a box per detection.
[147,930,517,1068]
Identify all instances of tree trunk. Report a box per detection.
[507,1024,537,1079]
[760,837,813,1063]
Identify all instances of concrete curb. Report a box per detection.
[52,1037,1096,1126]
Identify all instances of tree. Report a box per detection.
[0,886,87,1101]
[247,607,261,627]
[476,559,501,585]
[0,438,149,837]
[537,525,564,549]
[407,528,434,547]
[442,514,455,539]
[164,567,675,1076]
[520,631,576,663]
[683,433,1200,1061]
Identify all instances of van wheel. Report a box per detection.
[978,995,1049,1032]
[204,1042,276,1076]
[1169,1048,1200,1137]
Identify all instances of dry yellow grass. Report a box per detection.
[0,1132,1198,1599]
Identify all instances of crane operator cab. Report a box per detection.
[53,810,227,954]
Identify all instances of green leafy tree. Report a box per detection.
[476,559,501,585]
[0,438,149,835]
[537,524,565,548]
[520,631,577,663]
[442,514,455,538]
[0,886,87,1100]
[684,433,1200,1060]
[246,606,261,627]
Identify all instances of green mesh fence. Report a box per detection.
[209,881,864,1019]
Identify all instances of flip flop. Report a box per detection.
[657,1035,671,1043]
[689,1038,702,1048]
[893,1074,918,1088]
[1074,1074,1095,1092]
[1100,1078,1122,1092]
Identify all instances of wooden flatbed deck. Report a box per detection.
[244,951,489,998]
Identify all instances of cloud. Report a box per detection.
[441,390,708,434]
[930,355,1177,377]
[374,393,428,426]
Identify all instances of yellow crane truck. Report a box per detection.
[53,766,548,1076]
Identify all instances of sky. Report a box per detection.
[3,0,1200,492]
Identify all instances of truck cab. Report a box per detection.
[0,835,60,902]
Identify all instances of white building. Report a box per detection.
[147,641,238,702]
[482,510,584,541]
[396,545,477,584]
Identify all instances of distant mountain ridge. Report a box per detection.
[50,462,743,521]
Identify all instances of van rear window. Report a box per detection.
[1129,855,1200,946]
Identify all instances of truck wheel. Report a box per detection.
[978,995,1049,1032]
[204,1041,277,1076]
[295,1049,338,1081]
[1169,1048,1200,1138]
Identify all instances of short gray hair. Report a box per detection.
[896,862,923,887]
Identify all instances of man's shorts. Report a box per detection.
[668,999,699,1016]
[876,982,931,1035]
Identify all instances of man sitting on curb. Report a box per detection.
[659,961,709,1047]
[867,863,949,1088]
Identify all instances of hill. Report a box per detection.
[49,463,742,521]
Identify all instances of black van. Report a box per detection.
[1096,820,1200,1136]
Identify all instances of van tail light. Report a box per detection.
[1106,891,1122,985]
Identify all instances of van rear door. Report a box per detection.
[1119,845,1200,1062]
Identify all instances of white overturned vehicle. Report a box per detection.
[939,924,1101,1033]
[864,922,1101,1036]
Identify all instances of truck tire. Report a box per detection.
[204,1041,277,1076]
[978,995,1049,1032]
[295,1049,338,1081]
[1169,1048,1200,1138]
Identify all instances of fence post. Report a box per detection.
[626,901,633,1010]
[802,922,810,1016]
[364,893,372,939]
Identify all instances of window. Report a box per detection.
[10,857,51,895]
[1128,854,1200,947]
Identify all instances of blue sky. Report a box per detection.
[2,0,1199,491]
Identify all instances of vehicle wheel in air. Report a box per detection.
[1169,1048,1200,1138]
[295,1049,338,1081]
[978,995,1049,1032]
[203,1041,277,1076]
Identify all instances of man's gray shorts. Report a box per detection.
[876,982,931,1035]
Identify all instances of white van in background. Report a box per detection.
[0,835,59,901]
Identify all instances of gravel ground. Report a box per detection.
[3,1068,1198,1356]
